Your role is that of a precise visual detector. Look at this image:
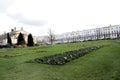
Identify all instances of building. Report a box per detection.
[38,25,120,44]
[10,27,28,44]
[0,27,36,45]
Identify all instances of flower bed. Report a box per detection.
[27,46,102,65]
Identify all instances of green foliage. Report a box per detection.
[17,32,26,45]
[7,33,12,46]
[0,40,120,80]
[27,33,34,46]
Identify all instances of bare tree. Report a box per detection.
[71,31,76,42]
[64,33,70,43]
[96,28,101,40]
[48,28,55,44]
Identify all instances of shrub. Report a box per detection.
[27,33,34,46]
[7,33,12,46]
[17,32,26,45]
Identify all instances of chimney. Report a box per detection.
[11,29,14,32]
[14,27,16,31]
[21,27,23,30]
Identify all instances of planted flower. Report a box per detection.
[27,46,103,65]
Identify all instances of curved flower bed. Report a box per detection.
[28,46,102,65]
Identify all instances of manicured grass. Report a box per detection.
[0,40,112,57]
[0,40,120,80]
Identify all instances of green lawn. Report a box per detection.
[0,40,120,80]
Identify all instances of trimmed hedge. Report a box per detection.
[27,46,102,65]
[0,45,10,48]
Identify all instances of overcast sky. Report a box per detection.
[0,0,120,36]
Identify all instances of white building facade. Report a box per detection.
[38,25,120,44]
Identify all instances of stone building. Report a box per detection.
[10,27,28,44]
[0,27,36,45]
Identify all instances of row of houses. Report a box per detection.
[38,25,120,44]
[2,25,119,45]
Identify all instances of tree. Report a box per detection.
[48,28,55,44]
[17,32,26,45]
[27,33,34,46]
[96,28,101,40]
[65,34,70,43]
[7,33,12,46]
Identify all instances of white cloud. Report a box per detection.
[0,13,19,33]
[0,0,15,12]
[0,0,120,36]
[7,13,46,26]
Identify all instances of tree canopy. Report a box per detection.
[17,32,26,45]
[7,33,12,46]
[27,33,34,46]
